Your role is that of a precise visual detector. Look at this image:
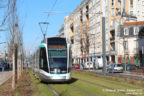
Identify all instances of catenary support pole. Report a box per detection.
[102,0,106,76]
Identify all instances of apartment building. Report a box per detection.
[62,0,144,65]
[108,0,144,64]
[129,0,144,21]
[58,24,65,38]
[117,21,144,65]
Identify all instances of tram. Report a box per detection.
[31,37,72,82]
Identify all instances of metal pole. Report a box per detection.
[102,0,106,76]
[94,35,95,69]
[142,46,144,66]
[142,46,144,54]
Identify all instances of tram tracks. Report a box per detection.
[66,83,94,96]
[73,77,137,96]
[47,79,136,96]
[47,84,61,96]
[47,82,94,96]
[48,77,142,96]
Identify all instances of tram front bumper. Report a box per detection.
[39,70,71,82]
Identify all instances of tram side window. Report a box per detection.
[40,48,48,72]
[68,49,72,72]
[69,49,72,67]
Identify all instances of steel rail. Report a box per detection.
[73,77,135,96]
[66,83,94,96]
[47,84,61,96]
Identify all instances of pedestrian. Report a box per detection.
[2,62,5,72]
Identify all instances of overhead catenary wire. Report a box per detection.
[45,0,58,22]
[44,11,102,15]
[27,0,58,56]
[38,0,58,40]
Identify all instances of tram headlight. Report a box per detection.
[54,68,61,74]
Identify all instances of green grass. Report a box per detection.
[48,84,88,96]
[71,70,144,96]
[14,70,56,96]
[29,70,55,96]
[47,70,144,96]
[0,87,3,93]
[72,70,144,88]
[72,80,126,96]
[14,69,144,96]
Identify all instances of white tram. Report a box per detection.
[31,37,72,82]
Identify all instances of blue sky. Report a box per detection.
[16,0,83,54]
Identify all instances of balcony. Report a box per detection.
[110,37,115,42]
[70,23,73,28]
[80,16,83,22]
[124,49,129,55]
[133,48,139,54]
[86,10,89,16]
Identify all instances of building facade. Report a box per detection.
[58,24,65,38]
[61,0,144,66]
[117,21,144,66]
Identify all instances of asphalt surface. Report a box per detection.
[0,71,12,86]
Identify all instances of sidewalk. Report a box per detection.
[0,71,12,86]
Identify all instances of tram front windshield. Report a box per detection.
[48,49,67,74]
[49,58,67,68]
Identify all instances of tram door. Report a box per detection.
[39,47,48,72]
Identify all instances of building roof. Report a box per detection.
[124,21,144,26]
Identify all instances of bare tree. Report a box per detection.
[0,0,11,30]
[6,0,24,89]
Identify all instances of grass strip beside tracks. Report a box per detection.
[72,70,144,96]
[14,70,55,96]
[2,69,143,96]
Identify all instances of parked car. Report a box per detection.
[72,64,80,69]
[108,64,124,73]
[94,57,107,69]
[83,62,93,69]
[96,57,103,68]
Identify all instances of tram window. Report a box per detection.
[69,49,72,67]
[39,47,48,72]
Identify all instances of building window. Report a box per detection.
[124,28,129,35]
[130,11,133,16]
[111,0,114,6]
[116,9,121,16]
[111,8,115,16]
[134,27,139,35]
[118,0,121,6]
[134,40,138,49]
[124,41,128,50]
[130,0,133,8]
[143,1,144,5]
